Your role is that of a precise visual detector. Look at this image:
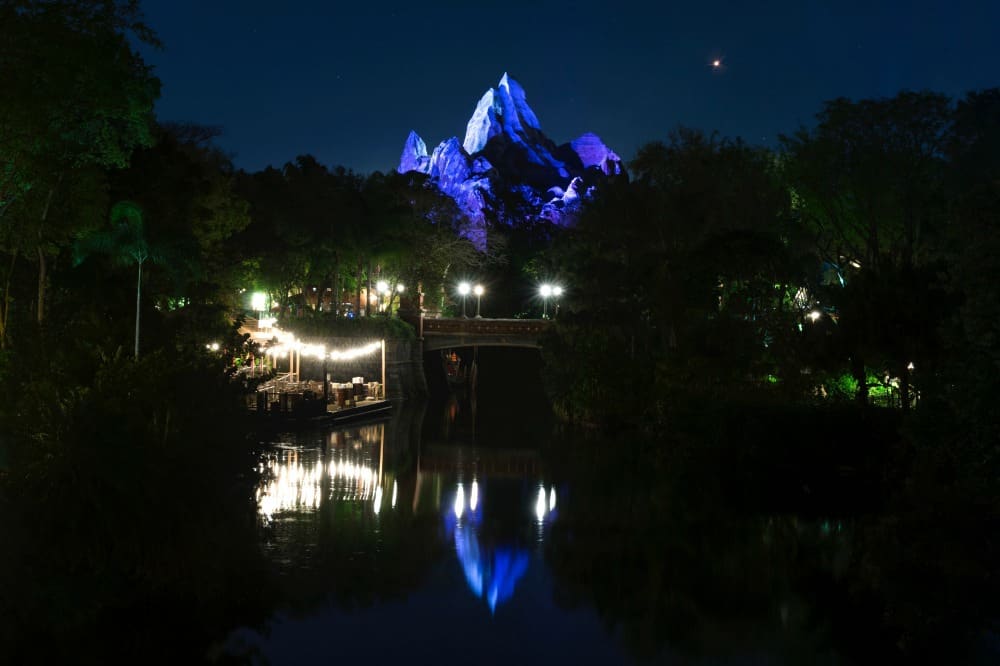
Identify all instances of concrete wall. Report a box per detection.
[385,338,428,401]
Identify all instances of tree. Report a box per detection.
[0,0,159,329]
[75,201,157,358]
[109,124,250,311]
[547,129,798,421]
[782,92,952,405]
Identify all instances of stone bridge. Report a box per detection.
[416,317,552,352]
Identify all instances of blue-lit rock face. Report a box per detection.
[398,73,624,249]
[399,130,430,174]
[570,132,623,176]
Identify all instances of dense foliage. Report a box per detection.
[544,97,999,440]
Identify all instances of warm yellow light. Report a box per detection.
[251,292,266,311]
[261,324,382,362]
[473,284,484,296]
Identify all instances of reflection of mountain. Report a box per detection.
[454,524,530,613]
[440,479,556,612]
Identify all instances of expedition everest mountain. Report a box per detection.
[397,73,624,249]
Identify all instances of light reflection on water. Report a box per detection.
[253,418,559,612]
[441,479,557,611]
[256,422,389,522]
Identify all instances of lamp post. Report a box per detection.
[552,285,563,319]
[377,280,390,314]
[393,283,405,317]
[251,291,266,319]
[540,284,552,319]
[458,282,471,318]
[474,284,484,318]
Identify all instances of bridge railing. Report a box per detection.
[421,317,551,336]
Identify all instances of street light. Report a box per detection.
[458,282,471,318]
[541,284,563,319]
[540,284,552,319]
[474,284,484,318]
[251,291,266,316]
[377,280,390,314]
[552,285,563,319]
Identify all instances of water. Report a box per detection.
[224,349,998,665]
[234,418,620,663]
[230,378,627,663]
[4,349,996,664]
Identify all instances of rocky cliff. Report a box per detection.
[397,73,623,249]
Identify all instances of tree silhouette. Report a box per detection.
[75,201,158,359]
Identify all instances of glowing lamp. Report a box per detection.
[251,292,266,311]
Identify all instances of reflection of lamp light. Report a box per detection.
[470,479,479,512]
[549,487,556,511]
[535,485,547,521]
[454,483,465,519]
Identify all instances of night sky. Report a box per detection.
[139,0,1000,175]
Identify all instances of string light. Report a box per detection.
[261,324,382,361]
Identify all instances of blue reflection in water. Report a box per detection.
[453,524,530,612]
[444,482,534,613]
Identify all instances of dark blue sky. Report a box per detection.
[139,0,1000,174]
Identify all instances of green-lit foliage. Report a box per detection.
[283,311,416,341]
[546,129,805,423]
[0,0,161,330]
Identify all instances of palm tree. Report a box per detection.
[75,201,156,359]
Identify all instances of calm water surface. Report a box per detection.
[227,349,999,665]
